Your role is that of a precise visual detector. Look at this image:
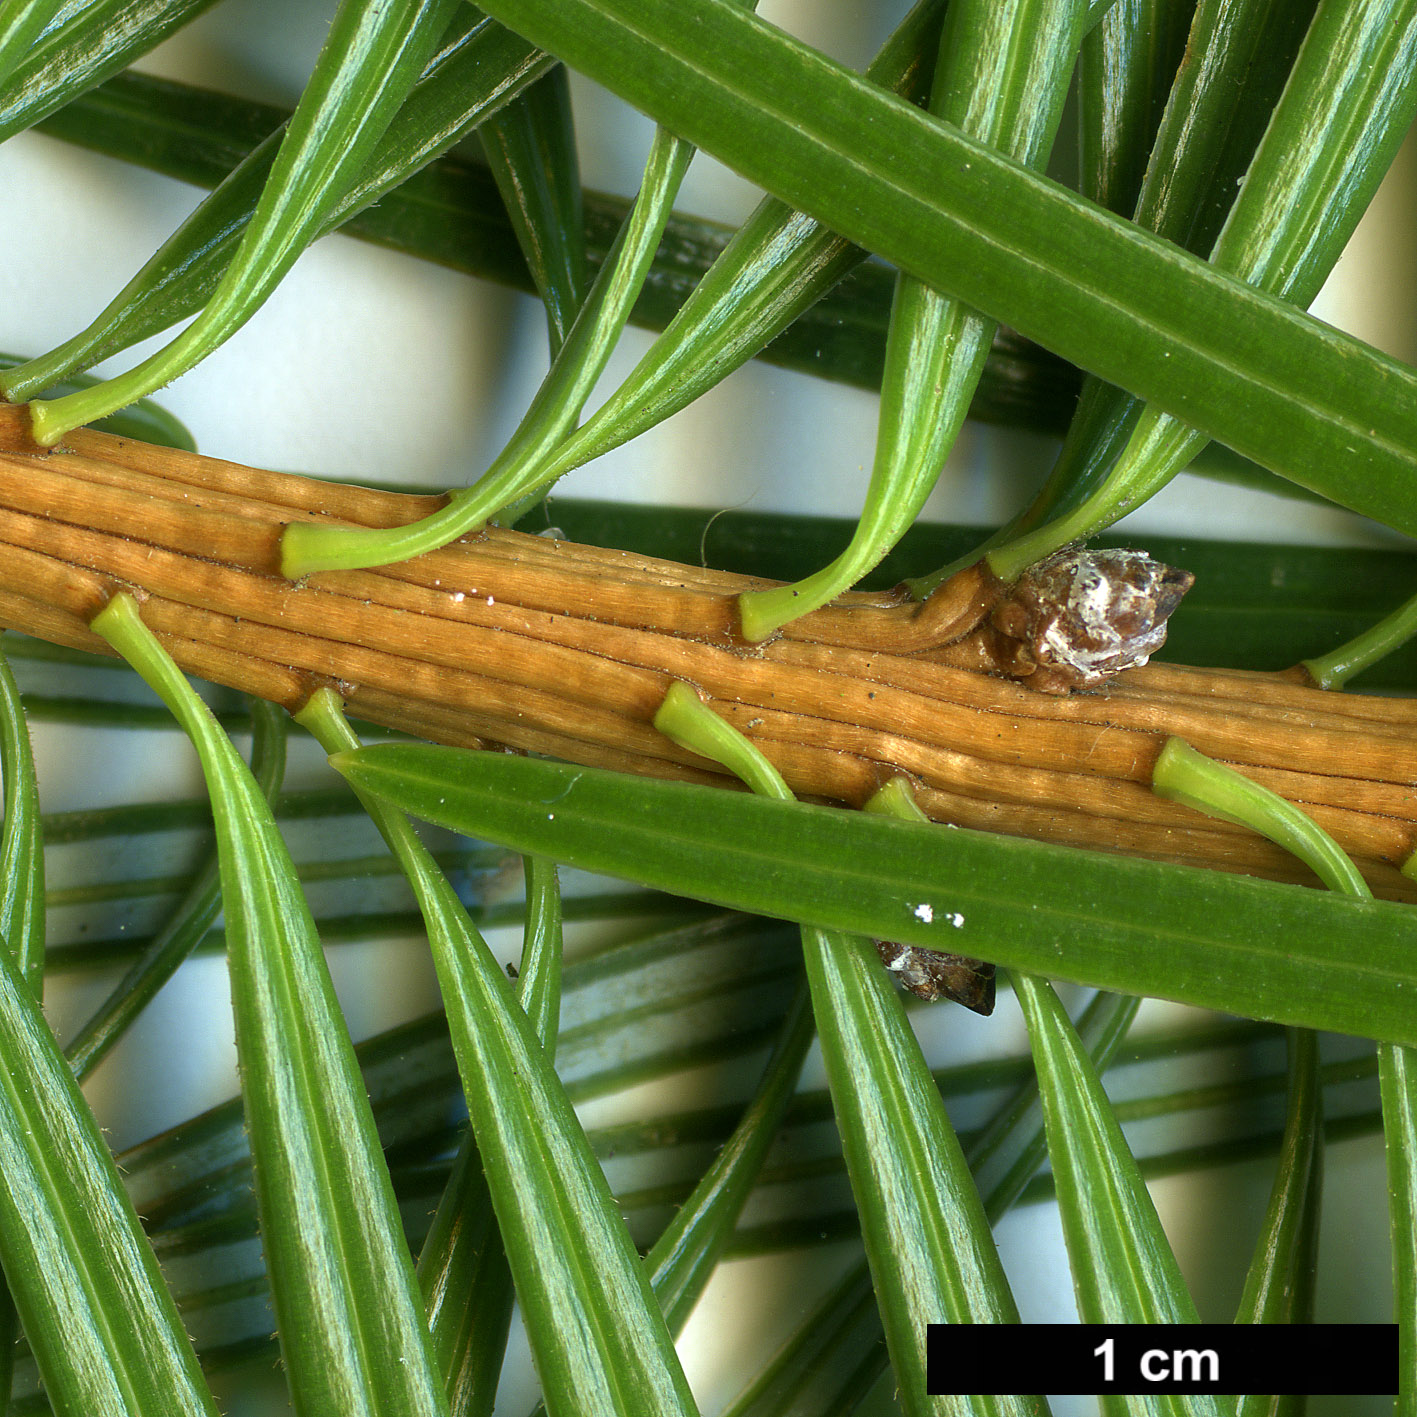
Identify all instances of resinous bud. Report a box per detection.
[989,547,1194,694]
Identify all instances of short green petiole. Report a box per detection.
[1301,588,1417,691]
[280,493,480,578]
[29,379,138,448]
[651,680,790,802]
[1290,588,1417,879]
[984,491,1113,587]
[737,562,861,645]
[293,685,360,754]
[91,593,174,691]
[1151,736,1371,900]
[863,776,930,823]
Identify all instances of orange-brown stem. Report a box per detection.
[2,428,1415,900]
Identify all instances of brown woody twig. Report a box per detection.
[1,426,1414,901]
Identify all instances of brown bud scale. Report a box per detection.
[990,547,1195,693]
[874,939,996,1014]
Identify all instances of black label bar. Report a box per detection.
[926,1324,1399,1396]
